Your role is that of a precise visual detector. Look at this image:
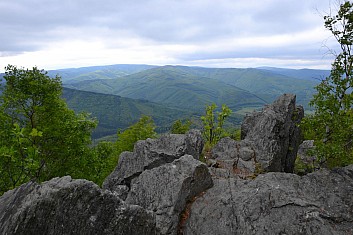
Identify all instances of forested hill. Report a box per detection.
[257,67,330,81]
[65,66,268,113]
[62,87,193,139]
[48,64,156,84]
[62,64,328,111]
[1,64,330,139]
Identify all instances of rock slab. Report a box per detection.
[103,129,204,193]
[184,165,353,235]
[0,176,158,235]
[126,155,213,234]
[211,94,304,175]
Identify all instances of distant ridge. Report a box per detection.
[1,64,331,140]
[257,66,330,81]
[48,64,156,84]
[62,87,192,139]
[60,64,328,110]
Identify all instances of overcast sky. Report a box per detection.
[0,0,342,72]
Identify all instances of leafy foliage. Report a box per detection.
[0,65,97,194]
[86,141,116,186]
[201,104,232,146]
[170,119,192,134]
[116,115,157,153]
[302,1,353,168]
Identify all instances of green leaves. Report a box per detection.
[170,119,192,134]
[201,103,232,146]
[116,115,157,153]
[302,1,353,168]
[29,128,43,137]
[0,65,97,195]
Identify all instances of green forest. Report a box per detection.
[1,1,353,196]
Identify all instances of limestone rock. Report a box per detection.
[297,140,316,165]
[184,165,353,235]
[0,176,158,235]
[103,129,203,193]
[212,94,303,176]
[242,93,304,172]
[125,155,213,234]
[210,137,256,178]
[295,140,319,175]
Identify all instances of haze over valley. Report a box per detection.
[48,64,330,139]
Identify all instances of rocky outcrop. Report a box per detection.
[295,140,319,175]
[0,130,211,235]
[103,129,204,193]
[2,94,353,235]
[125,155,213,234]
[184,165,353,235]
[211,93,304,176]
[0,176,158,235]
[103,129,212,234]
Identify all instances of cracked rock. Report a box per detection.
[0,176,158,235]
[184,165,353,235]
[126,155,213,235]
[211,94,304,176]
[103,129,203,193]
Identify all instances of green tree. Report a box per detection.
[116,115,157,153]
[0,65,97,194]
[170,119,192,134]
[201,104,232,146]
[302,1,353,168]
[87,141,116,186]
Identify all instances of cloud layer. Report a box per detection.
[0,0,339,70]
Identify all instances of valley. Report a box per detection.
[49,64,329,140]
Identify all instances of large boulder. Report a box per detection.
[241,93,304,172]
[210,137,257,178]
[125,155,213,234]
[211,94,304,175]
[103,129,203,193]
[183,165,353,235]
[0,176,158,235]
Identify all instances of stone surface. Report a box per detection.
[103,129,203,192]
[241,93,304,172]
[297,140,317,165]
[184,165,353,235]
[295,140,319,175]
[125,155,213,234]
[211,94,304,176]
[210,137,257,178]
[0,176,158,235]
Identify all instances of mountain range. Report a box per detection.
[61,65,328,111]
[1,64,330,140]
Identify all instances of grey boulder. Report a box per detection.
[241,93,304,172]
[210,94,304,176]
[184,165,353,235]
[103,129,203,193]
[0,176,158,235]
[126,155,213,234]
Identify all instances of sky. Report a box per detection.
[0,0,343,72]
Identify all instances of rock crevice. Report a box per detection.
[211,93,304,177]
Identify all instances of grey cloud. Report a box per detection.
[0,0,334,63]
[176,44,327,62]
